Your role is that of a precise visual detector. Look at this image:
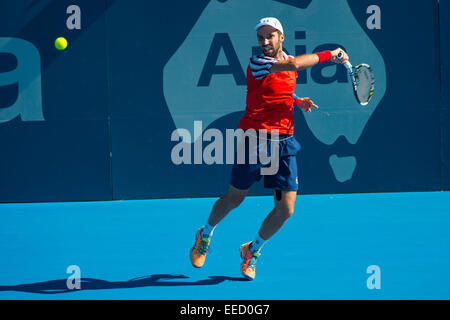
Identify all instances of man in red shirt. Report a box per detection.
[190,17,349,280]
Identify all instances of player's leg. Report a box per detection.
[257,189,297,240]
[190,184,249,268]
[255,136,300,242]
[239,190,297,279]
[207,184,248,227]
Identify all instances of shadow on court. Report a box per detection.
[0,274,248,294]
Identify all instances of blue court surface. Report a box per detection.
[0,191,449,300]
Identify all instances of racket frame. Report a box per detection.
[337,52,375,106]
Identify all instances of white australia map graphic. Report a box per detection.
[163,0,386,182]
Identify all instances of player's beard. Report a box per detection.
[262,38,282,58]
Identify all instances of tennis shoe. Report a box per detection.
[239,242,261,280]
[190,227,210,268]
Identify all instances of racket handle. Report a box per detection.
[344,61,353,72]
[337,52,352,71]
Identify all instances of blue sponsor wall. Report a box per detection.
[441,0,450,190]
[0,0,111,202]
[0,0,448,202]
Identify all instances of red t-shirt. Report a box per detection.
[238,53,298,135]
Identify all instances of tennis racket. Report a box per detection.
[338,52,374,106]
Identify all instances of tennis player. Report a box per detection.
[190,17,349,280]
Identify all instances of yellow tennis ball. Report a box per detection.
[55,37,68,50]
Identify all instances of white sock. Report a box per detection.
[201,221,216,239]
[249,233,267,254]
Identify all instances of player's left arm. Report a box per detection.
[293,93,319,113]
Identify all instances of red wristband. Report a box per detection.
[316,50,332,63]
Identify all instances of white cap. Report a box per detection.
[254,17,284,34]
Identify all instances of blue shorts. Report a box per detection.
[230,133,301,191]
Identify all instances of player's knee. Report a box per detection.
[228,194,245,209]
[277,206,294,220]
[223,193,245,210]
[285,207,295,219]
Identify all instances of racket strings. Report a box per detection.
[354,65,374,105]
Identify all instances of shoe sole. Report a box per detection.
[190,245,206,268]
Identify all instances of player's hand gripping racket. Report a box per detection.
[338,52,375,106]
